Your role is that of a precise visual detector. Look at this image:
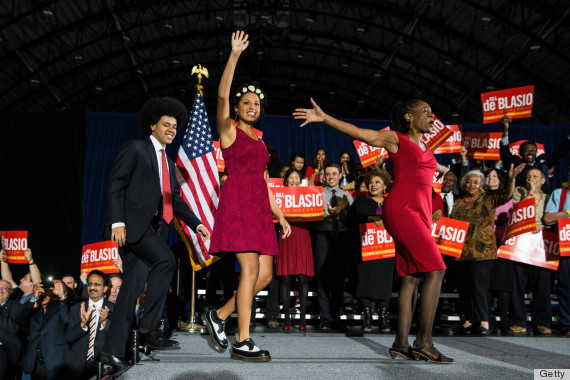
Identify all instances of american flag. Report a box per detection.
[174,92,220,270]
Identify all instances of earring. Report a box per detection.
[235,110,239,121]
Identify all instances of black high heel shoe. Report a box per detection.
[411,342,454,364]
[388,343,415,360]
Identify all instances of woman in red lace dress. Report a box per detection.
[294,98,453,363]
[203,31,290,363]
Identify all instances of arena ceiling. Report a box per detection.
[1,0,569,124]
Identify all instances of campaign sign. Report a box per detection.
[273,186,324,222]
[433,125,462,154]
[432,172,444,194]
[509,140,545,158]
[421,115,453,152]
[498,231,559,270]
[353,140,388,168]
[462,132,502,160]
[212,141,225,172]
[0,231,28,264]
[504,198,537,241]
[431,217,469,258]
[213,127,263,172]
[359,223,395,261]
[558,219,570,257]
[81,241,121,274]
[268,178,284,188]
[481,85,534,124]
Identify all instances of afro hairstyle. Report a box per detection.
[139,97,188,136]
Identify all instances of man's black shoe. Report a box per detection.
[319,320,331,331]
[98,351,130,375]
[140,330,180,350]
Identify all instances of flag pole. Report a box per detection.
[178,64,210,334]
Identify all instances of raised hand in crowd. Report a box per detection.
[80,271,88,285]
[24,248,42,284]
[114,257,124,273]
[32,282,44,307]
[500,114,512,136]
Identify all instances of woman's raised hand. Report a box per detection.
[231,30,249,54]
[293,98,326,127]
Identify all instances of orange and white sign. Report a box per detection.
[433,125,462,154]
[498,231,559,270]
[273,186,324,222]
[481,85,534,124]
[354,140,388,168]
[462,132,502,160]
[213,127,263,172]
[360,223,395,261]
[431,217,469,258]
[558,219,570,257]
[504,198,537,240]
[81,241,121,274]
[509,140,545,158]
[0,231,28,264]
[432,172,444,194]
[422,115,453,152]
[268,178,284,188]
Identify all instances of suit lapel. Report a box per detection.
[145,138,161,192]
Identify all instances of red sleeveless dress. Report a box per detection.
[209,127,278,256]
[382,132,446,276]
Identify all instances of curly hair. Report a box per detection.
[366,169,393,193]
[139,97,187,136]
[390,99,424,134]
[231,82,268,119]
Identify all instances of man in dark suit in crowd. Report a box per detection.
[98,97,210,375]
[66,270,113,379]
[0,279,35,379]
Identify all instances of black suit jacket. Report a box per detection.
[66,299,114,375]
[0,299,34,365]
[23,300,70,374]
[104,137,202,243]
[441,192,458,218]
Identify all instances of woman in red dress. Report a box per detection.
[294,98,453,363]
[203,31,291,363]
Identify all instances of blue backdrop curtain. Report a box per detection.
[83,109,570,254]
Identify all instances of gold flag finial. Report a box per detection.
[191,64,209,96]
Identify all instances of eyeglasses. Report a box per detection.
[87,282,104,287]
[0,287,12,291]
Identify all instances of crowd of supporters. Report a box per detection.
[2,118,570,379]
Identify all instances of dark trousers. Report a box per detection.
[103,223,175,357]
[458,260,494,322]
[558,257,570,326]
[265,263,280,318]
[314,231,347,322]
[510,262,552,327]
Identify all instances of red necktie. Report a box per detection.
[161,149,173,224]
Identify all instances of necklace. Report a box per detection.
[463,194,480,204]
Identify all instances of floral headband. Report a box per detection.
[235,85,265,100]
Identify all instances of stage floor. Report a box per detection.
[118,328,569,380]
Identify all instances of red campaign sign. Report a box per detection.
[273,186,324,222]
[433,125,462,154]
[81,241,121,274]
[421,115,453,152]
[359,223,395,261]
[481,85,534,124]
[504,198,537,241]
[462,132,502,160]
[213,127,263,172]
[431,217,469,258]
[498,231,559,270]
[0,231,28,264]
[509,140,545,158]
[558,219,570,257]
[353,140,388,168]
[268,178,284,188]
[432,171,444,194]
